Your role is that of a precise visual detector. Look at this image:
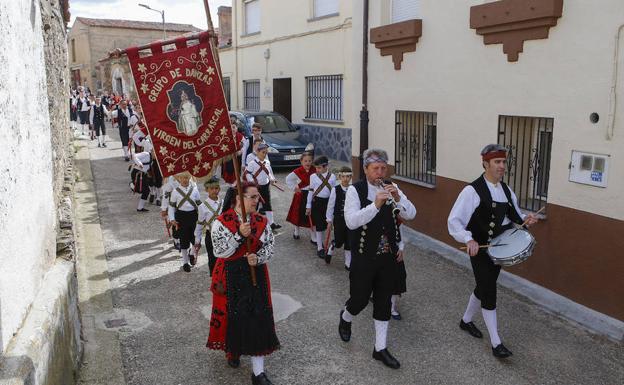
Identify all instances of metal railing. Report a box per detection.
[305,74,343,121]
[395,110,437,186]
[243,79,260,111]
[497,115,553,212]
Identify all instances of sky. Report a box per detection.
[68,0,232,30]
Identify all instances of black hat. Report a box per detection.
[313,155,329,166]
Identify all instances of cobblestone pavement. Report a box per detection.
[81,126,624,385]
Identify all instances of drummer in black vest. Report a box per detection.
[338,148,416,369]
[447,144,539,358]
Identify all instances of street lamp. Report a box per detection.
[138,3,166,40]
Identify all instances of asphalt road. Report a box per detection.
[83,126,624,385]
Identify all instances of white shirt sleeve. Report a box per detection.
[344,185,379,230]
[266,160,275,182]
[306,175,317,209]
[89,106,94,125]
[210,220,245,258]
[326,187,337,222]
[241,138,250,166]
[167,191,177,221]
[509,189,527,221]
[394,186,417,221]
[194,204,208,243]
[285,172,300,191]
[447,186,481,244]
[255,224,275,264]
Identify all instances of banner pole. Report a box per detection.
[203,0,257,287]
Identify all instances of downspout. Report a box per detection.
[358,0,369,178]
[606,24,624,140]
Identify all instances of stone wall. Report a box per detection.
[297,124,352,162]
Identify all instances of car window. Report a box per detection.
[248,114,294,133]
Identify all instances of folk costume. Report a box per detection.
[69,94,78,130]
[306,157,336,257]
[168,182,202,272]
[207,208,279,384]
[76,95,91,135]
[89,101,109,147]
[285,165,315,239]
[338,149,416,370]
[244,145,277,227]
[114,105,134,161]
[326,182,351,267]
[130,139,154,212]
[161,176,182,249]
[391,226,406,320]
[448,144,525,358]
[195,187,223,275]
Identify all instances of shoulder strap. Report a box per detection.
[175,186,198,210]
[501,182,523,224]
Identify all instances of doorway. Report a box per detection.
[272,78,292,121]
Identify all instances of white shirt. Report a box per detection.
[447,179,526,244]
[161,177,178,212]
[132,129,146,147]
[344,180,416,230]
[326,184,349,222]
[78,97,90,112]
[167,184,202,220]
[194,196,223,243]
[89,104,109,124]
[285,169,313,191]
[306,172,337,209]
[210,212,274,264]
[132,151,151,173]
[245,158,275,186]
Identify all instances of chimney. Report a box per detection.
[217,6,232,47]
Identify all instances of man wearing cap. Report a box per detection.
[448,144,539,358]
[338,148,416,369]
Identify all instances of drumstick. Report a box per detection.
[459,244,492,250]
[271,181,285,192]
[520,206,545,227]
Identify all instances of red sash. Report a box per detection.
[207,209,268,351]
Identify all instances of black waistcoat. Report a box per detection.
[334,185,347,219]
[117,107,133,129]
[93,105,105,122]
[349,180,401,256]
[466,175,523,245]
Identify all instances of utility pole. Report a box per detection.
[138,3,166,40]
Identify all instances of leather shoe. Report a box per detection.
[492,343,513,358]
[324,253,332,264]
[338,310,351,342]
[136,208,149,212]
[459,319,483,339]
[270,223,282,230]
[227,358,240,368]
[391,311,402,321]
[317,249,325,258]
[182,263,191,272]
[293,234,300,240]
[251,372,273,385]
[372,348,400,369]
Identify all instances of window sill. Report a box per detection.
[307,13,340,22]
[240,31,261,38]
[391,175,436,189]
[302,118,344,125]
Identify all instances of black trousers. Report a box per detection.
[119,125,129,146]
[205,231,216,275]
[131,170,151,200]
[346,252,396,321]
[93,119,106,136]
[174,209,197,249]
[311,197,329,231]
[333,216,350,250]
[470,251,501,310]
[258,183,271,212]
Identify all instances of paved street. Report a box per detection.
[77,127,624,385]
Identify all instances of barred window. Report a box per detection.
[395,110,436,186]
[243,79,260,111]
[498,115,553,212]
[222,77,231,108]
[305,74,343,121]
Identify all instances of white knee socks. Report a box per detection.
[137,199,146,210]
[293,226,300,237]
[342,308,353,322]
[181,249,190,265]
[374,320,389,351]
[462,293,481,323]
[482,309,501,347]
[391,295,399,314]
[316,231,324,250]
[251,356,264,376]
[123,146,129,158]
[344,250,352,267]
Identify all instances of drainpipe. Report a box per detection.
[358,0,369,178]
[606,24,624,140]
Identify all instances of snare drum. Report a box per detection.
[487,228,536,266]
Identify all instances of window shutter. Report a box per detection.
[245,0,260,34]
[314,0,339,18]
[392,0,419,23]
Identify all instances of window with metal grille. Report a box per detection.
[395,110,436,185]
[243,79,260,111]
[497,115,553,212]
[244,0,260,34]
[305,74,343,121]
[222,77,231,108]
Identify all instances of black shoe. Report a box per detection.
[344,265,350,271]
[310,239,316,244]
[124,156,130,162]
[149,194,155,204]
[338,310,351,342]
[492,343,513,358]
[325,253,332,264]
[227,358,240,368]
[97,143,101,148]
[459,319,483,339]
[293,233,300,240]
[182,263,191,272]
[136,208,149,212]
[270,223,282,230]
[391,312,402,321]
[251,372,273,385]
[102,142,107,148]
[317,249,325,258]
[156,199,161,206]
[189,253,197,266]
[372,348,401,369]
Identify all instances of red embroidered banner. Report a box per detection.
[126,32,234,178]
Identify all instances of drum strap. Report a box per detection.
[500,183,523,225]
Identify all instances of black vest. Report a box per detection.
[334,185,347,219]
[117,107,133,129]
[349,180,401,256]
[466,175,523,245]
[93,105,105,122]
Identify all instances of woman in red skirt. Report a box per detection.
[285,152,315,241]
